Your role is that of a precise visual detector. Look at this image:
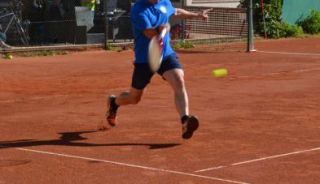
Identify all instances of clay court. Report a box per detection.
[0,37,319,184]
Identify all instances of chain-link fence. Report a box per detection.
[0,0,133,47]
[0,0,29,46]
[0,0,249,51]
[184,7,247,39]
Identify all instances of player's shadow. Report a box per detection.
[0,131,180,150]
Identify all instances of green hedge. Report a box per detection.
[275,22,304,38]
[297,10,320,34]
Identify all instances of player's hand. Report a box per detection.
[158,38,164,47]
[198,8,212,21]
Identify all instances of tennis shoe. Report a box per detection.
[182,115,199,139]
[106,95,118,127]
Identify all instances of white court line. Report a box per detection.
[231,66,320,80]
[231,147,320,166]
[257,50,320,56]
[195,147,320,173]
[9,147,249,184]
[234,67,320,79]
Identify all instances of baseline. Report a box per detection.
[1,145,249,184]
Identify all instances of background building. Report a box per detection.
[184,0,241,8]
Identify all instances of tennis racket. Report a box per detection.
[148,28,167,72]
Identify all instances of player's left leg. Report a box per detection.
[106,63,153,127]
[106,88,144,127]
[106,95,118,127]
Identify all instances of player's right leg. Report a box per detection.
[160,54,199,139]
[181,115,199,139]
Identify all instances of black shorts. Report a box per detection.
[131,53,182,90]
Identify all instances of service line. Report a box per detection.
[195,146,320,173]
[257,50,320,57]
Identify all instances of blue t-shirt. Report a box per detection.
[131,0,176,64]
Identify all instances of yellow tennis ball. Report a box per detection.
[6,54,13,60]
[212,68,228,77]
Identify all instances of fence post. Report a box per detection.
[247,0,255,52]
[104,0,109,49]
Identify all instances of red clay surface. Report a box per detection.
[0,37,320,184]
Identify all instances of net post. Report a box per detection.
[247,0,255,52]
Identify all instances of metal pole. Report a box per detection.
[180,0,186,40]
[261,0,267,38]
[247,0,255,52]
[104,0,109,50]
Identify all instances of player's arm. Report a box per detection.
[172,8,212,21]
[143,24,171,39]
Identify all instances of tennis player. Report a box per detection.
[106,0,210,139]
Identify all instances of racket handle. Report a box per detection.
[160,28,167,39]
